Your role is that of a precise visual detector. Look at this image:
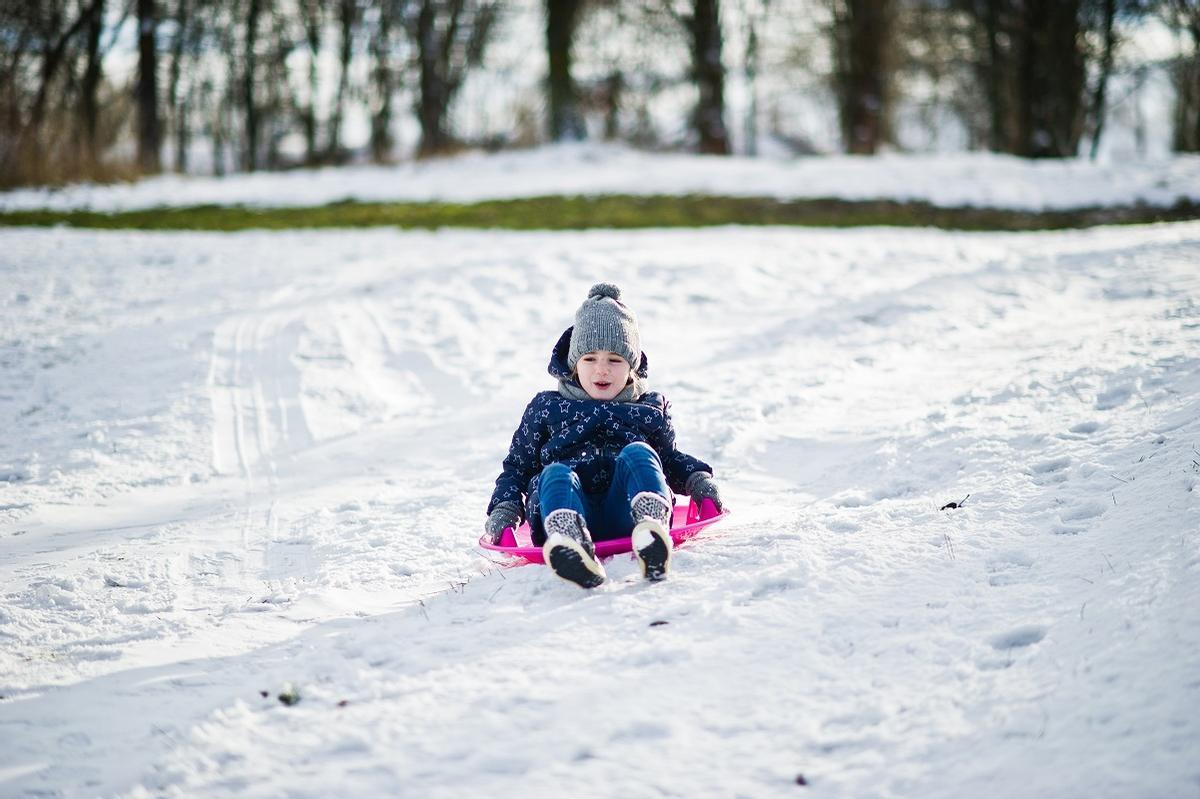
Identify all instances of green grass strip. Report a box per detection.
[1,194,1197,232]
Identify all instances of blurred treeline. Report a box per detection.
[1,0,1198,188]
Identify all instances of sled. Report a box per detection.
[477,498,727,565]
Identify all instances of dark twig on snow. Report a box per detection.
[1109,473,1129,484]
[940,493,970,511]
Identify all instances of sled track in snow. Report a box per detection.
[208,313,314,484]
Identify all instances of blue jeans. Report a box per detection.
[531,442,671,546]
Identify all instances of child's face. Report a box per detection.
[575,350,632,400]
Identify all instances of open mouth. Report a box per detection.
[593,381,612,391]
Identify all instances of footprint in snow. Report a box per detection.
[608,720,671,742]
[1068,420,1101,435]
[1030,456,1071,485]
[977,624,1048,669]
[989,624,1047,650]
[1095,385,1133,411]
[1030,456,1070,474]
[986,550,1034,587]
[1058,501,1106,523]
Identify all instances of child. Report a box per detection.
[484,283,722,588]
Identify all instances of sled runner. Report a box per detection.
[478,498,727,565]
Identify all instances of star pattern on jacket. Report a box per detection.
[487,390,712,520]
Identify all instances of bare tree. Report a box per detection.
[546,0,587,140]
[687,0,731,154]
[406,0,499,157]
[831,0,893,154]
[1087,0,1117,158]
[369,0,400,162]
[298,0,326,163]
[18,2,96,179]
[137,0,162,172]
[166,0,206,173]
[741,0,768,156]
[79,0,106,171]
[1165,0,1200,151]
[327,0,357,160]
[241,0,263,170]
[954,0,1101,158]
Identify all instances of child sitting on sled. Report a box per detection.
[484,283,722,588]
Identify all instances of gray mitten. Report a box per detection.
[685,471,723,511]
[484,502,522,544]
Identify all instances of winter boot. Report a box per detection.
[542,509,606,589]
[630,492,673,581]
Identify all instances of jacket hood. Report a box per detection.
[548,326,649,381]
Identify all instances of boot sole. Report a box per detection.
[544,534,606,589]
[632,520,672,581]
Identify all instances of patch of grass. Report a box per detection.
[1,194,1197,232]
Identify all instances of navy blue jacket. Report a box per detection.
[487,328,713,520]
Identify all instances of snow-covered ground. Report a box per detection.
[1,221,1198,797]
[3,144,1200,213]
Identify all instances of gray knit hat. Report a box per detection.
[568,283,640,370]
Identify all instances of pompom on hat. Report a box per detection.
[567,283,641,371]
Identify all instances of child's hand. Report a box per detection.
[685,471,723,511]
[484,503,521,543]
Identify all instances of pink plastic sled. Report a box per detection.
[477,498,727,565]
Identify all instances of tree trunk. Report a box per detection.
[1170,4,1200,152]
[328,0,355,160]
[369,0,394,162]
[415,0,449,156]
[300,0,323,164]
[833,0,892,155]
[744,20,758,156]
[3,25,32,143]
[982,0,1005,151]
[81,0,105,171]
[546,0,585,141]
[690,0,730,154]
[243,0,261,171]
[1014,0,1085,157]
[213,89,228,176]
[1089,0,1116,160]
[1175,51,1200,151]
[167,0,189,172]
[603,71,622,140]
[176,97,190,173]
[137,0,162,173]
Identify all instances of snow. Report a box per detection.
[1,218,1199,797]
[2,143,1200,213]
